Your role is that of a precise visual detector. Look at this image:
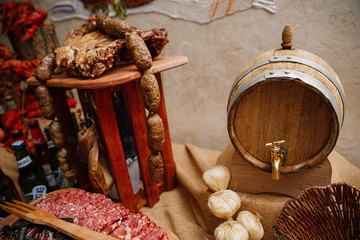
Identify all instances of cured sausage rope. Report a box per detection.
[124,27,165,183]
[34,85,77,182]
[96,15,166,182]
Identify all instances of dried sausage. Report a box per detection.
[140,72,160,112]
[56,147,77,180]
[148,152,164,182]
[125,31,152,71]
[49,120,66,149]
[95,15,132,38]
[34,53,56,83]
[146,113,164,152]
[78,125,113,195]
[35,85,56,120]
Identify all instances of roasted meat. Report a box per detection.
[35,18,169,79]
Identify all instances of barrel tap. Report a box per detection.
[265,140,285,180]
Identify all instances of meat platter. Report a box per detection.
[0,188,179,240]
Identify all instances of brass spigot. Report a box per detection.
[265,140,285,180]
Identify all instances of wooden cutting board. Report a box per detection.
[0,188,179,240]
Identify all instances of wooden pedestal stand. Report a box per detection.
[27,56,188,212]
[218,145,332,198]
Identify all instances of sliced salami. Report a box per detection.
[34,189,168,239]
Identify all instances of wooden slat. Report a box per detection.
[92,88,137,212]
[124,80,159,207]
[27,56,188,89]
[155,73,177,190]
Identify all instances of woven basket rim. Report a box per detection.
[273,182,360,239]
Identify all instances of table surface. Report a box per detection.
[27,56,188,89]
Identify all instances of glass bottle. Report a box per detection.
[112,92,140,194]
[28,120,58,191]
[12,140,49,203]
[44,126,73,189]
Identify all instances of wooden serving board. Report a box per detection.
[27,56,188,89]
[0,188,179,240]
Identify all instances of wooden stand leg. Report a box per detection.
[93,88,137,212]
[124,81,159,207]
[51,88,89,189]
[155,73,177,191]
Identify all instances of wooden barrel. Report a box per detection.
[227,48,345,174]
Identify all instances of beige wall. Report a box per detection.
[123,0,360,167]
[2,0,359,167]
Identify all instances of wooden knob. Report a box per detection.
[281,24,293,49]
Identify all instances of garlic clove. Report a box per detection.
[202,165,231,192]
[208,189,241,219]
[236,210,264,240]
[214,219,249,240]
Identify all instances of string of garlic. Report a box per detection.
[202,165,231,192]
[202,165,264,240]
[236,211,264,240]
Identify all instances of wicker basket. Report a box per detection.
[273,182,360,239]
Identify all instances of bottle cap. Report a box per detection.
[10,128,23,139]
[44,126,49,131]
[12,140,25,147]
[28,120,39,129]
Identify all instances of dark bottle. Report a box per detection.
[12,140,49,203]
[44,126,73,189]
[0,167,20,201]
[28,120,58,191]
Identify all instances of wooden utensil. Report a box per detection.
[0,200,118,240]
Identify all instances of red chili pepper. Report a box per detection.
[67,98,77,108]
[25,94,36,105]
[25,100,39,111]
[27,108,42,118]
[2,109,17,130]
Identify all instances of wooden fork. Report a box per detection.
[0,200,118,240]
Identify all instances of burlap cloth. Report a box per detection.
[141,144,360,240]
[1,143,360,239]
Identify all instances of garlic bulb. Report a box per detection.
[236,211,264,240]
[202,165,231,192]
[214,219,249,240]
[208,189,241,219]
